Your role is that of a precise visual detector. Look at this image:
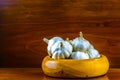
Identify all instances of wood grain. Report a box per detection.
[0,0,120,67]
[0,68,120,80]
[42,55,109,78]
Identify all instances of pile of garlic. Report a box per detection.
[43,32,100,60]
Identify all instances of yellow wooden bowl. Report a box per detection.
[42,54,109,78]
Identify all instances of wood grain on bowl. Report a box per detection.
[42,55,109,78]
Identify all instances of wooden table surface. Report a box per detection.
[0,68,120,80]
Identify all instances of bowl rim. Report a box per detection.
[44,54,107,62]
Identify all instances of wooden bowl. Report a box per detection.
[42,54,109,78]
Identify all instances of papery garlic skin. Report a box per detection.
[43,32,101,60]
[51,41,73,59]
[72,32,90,52]
[87,48,100,58]
[43,37,64,56]
[71,51,89,60]
[52,48,71,59]
[63,40,73,54]
[89,45,94,49]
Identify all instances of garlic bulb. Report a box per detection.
[72,32,90,52]
[43,37,64,56]
[52,48,71,59]
[51,41,73,59]
[89,45,94,49]
[71,51,89,60]
[43,32,100,60]
[87,48,100,58]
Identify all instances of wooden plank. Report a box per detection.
[0,0,120,67]
[0,68,120,80]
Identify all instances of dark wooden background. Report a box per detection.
[0,0,120,68]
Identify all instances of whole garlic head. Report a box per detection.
[87,46,100,58]
[43,37,64,56]
[72,32,90,52]
[51,41,73,59]
[71,51,89,60]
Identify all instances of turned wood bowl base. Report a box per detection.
[42,54,109,78]
[44,74,108,79]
